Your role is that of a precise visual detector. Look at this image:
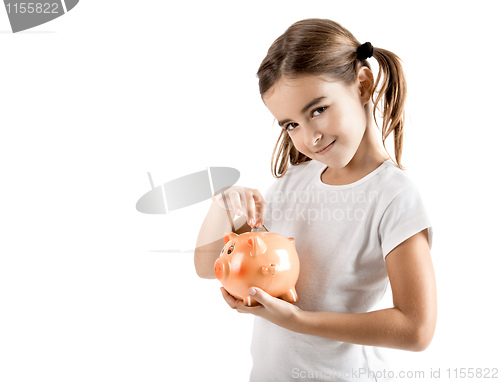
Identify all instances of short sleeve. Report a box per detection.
[379,184,433,259]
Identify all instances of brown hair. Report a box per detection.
[256,18,407,177]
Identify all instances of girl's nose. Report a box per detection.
[304,128,322,148]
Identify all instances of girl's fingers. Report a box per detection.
[211,193,225,209]
[212,187,266,227]
[252,190,266,227]
[245,189,257,226]
[220,287,239,309]
[228,189,244,216]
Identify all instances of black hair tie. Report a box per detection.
[356,42,373,60]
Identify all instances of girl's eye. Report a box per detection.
[282,107,327,131]
[312,106,327,117]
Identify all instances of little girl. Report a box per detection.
[194,18,436,382]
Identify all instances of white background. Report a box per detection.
[1,1,499,381]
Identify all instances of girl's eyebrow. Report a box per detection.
[278,96,327,127]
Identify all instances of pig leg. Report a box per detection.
[243,295,259,307]
[279,288,298,304]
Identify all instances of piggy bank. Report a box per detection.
[214,231,300,306]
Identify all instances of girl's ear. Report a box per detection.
[357,67,374,105]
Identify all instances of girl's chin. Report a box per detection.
[316,155,353,171]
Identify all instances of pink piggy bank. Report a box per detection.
[214,231,300,306]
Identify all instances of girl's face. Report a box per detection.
[263,72,374,171]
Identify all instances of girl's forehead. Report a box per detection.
[263,75,345,107]
[271,75,326,92]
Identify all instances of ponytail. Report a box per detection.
[372,48,407,169]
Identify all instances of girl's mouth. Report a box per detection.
[316,140,335,155]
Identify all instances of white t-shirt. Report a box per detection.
[250,159,433,382]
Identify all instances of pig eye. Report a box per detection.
[227,245,234,255]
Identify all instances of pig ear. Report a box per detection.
[247,236,267,256]
[224,232,238,244]
[288,237,295,245]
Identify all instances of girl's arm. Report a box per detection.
[295,230,436,351]
[194,200,247,279]
[224,229,437,351]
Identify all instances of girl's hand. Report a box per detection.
[220,287,302,332]
[211,186,266,228]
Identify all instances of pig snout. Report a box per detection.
[214,258,230,281]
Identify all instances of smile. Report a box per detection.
[316,141,335,155]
